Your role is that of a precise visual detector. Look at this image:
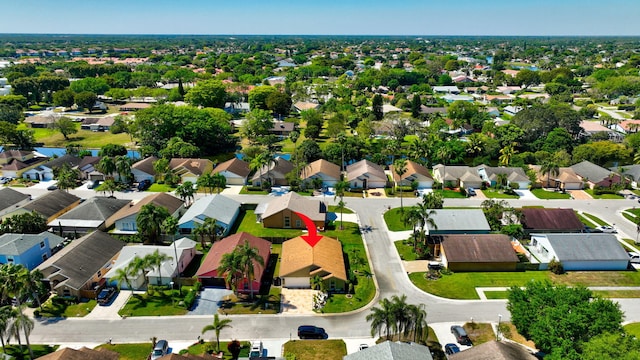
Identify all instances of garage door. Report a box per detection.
[283,277,310,288]
[200,278,226,288]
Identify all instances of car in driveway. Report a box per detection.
[595,225,617,233]
[444,343,460,356]
[358,344,369,350]
[451,325,472,345]
[150,340,169,360]
[297,325,327,339]
[47,184,58,191]
[137,179,151,191]
[97,287,117,305]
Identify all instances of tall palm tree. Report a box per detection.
[334,180,349,230]
[136,204,170,244]
[366,297,395,340]
[197,174,215,195]
[236,240,265,299]
[145,250,172,287]
[175,181,195,206]
[495,173,508,189]
[0,305,16,353]
[10,308,33,358]
[23,269,45,309]
[402,206,422,251]
[212,173,227,194]
[0,264,34,359]
[499,143,517,166]
[111,267,134,293]
[97,156,117,179]
[540,160,560,188]
[250,153,269,189]
[437,146,453,189]
[115,155,133,184]
[217,251,242,294]
[394,159,408,211]
[200,217,223,246]
[129,256,152,290]
[161,216,179,243]
[202,314,233,352]
[390,295,410,337]
[417,200,438,245]
[408,303,428,342]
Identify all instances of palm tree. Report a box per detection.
[390,295,410,337]
[335,200,346,231]
[499,143,517,166]
[334,180,349,230]
[145,250,172,287]
[115,155,133,184]
[250,153,269,189]
[200,217,223,246]
[111,267,135,293]
[197,174,215,195]
[129,255,152,290]
[437,146,453,189]
[0,264,34,359]
[23,269,45,309]
[408,303,428,342]
[136,204,170,244]
[417,200,438,245]
[495,173,508,189]
[236,240,265,299]
[97,156,116,179]
[217,251,242,294]
[193,225,208,250]
[402,206,422,251]
[175,181,195,206]
[540,160,560,188]
[394,159,408,211]
[10,308,33,359]
[0,305,16,353]
[202,314,233,352]
[366,297,395,340]
[161,216,179,243]
[212,173,227,194]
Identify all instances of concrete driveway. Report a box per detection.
[188,288,232,315]
[85,291,133,320]
[431,322,476,353]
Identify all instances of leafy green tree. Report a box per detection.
[52,89,75,107]
[159,137,200,158]
[55,162,80,191]
[410,95,422,119]
[136,204,171,244]
[74,91,98,113]
[53,116,78,140]
[241,109,274,144]
[248,85,277,110]
[184,79,227,108]
[421,192,444,209]
[296,139,322,164]
[0,264,36,359]
[514,69,540,89]
[0,212,47,235]
[175,181,195,206]
[97,156,116,179]
[70,77,110,94]
[582,332,640,360]
[99,178,124,197]
[202,314,233,352]
[266,91,292,118]
[0,104,24,124]
[372,94,384,120]
[99,143,128,157]
[0,95,28,109]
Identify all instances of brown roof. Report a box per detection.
[119,102,151,110]
[36,346,119,360]
[22,190,80,219]
[78,156,102,168]
[251,157,294,182]
[0,150,32,160]
[520,208,583,231]
[441,235,519,263]
[196,232,271,278]
[261,192,326,222]
[529,165,582,184]
[212,158,251,177]
[131,156,158,176]
[390,160,433,182]
[346,160,386,182]
[300,159,341,181]
[105,193,183,228]
[280,235,347,281]
[169,158,213,177]
[449,340,537,360]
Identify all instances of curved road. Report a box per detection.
[24,190,640,344]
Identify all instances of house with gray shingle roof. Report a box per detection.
[570,160,624,189]
[22,154,82,182]
[0,188,30,217]
[478,165,531,189]
[251,157,294,187]
[529,233,629,271]
[346,160,386,189]
[47,197,130,235]
[432,165,483,189]
[3,190,81,223]
[390,160,433,189]
[611,164,640,188]
[343,340,433,360]
[0,231,64,270]
[177,195,241,236]
[255,191,326,229]
[300,159,341,188]
[427,209,491,235]
[131,156,158,183]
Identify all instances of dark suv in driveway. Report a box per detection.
[137,179,151,191]
[298,325,327,339]
[451,325,472,345]
[97,287,117,305]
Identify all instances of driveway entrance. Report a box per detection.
[188,288,233,315]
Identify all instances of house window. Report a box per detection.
[62,289,71,297]
[296,220,301,228]
[7,257,13,263]
[42,254,48,261]
[284,217,291,228]
[40,241,45,249]
[97,270,102,277]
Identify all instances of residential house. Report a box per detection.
[255,191,326,229]
[196,232,271,291]
[432,86,460,94]
[293,101,320,113]
[611,164,640,188]
[529,165,583,190]
[22,154,82,181]
[443,94,474,102]
[0,188,30,217]
[503,105,523,116]
[3,190,81,223]
[279,235,347,291]
[105,238,197,289]
[251,157,294,187]
[419,106,447,116]
[580,121,622,142]
[390,160,433,189]
[169,158,213,184]
[23,113,58,128]
[0,150,49,179]
[432,165,483,189]
[0,231,65,270]
[343,341,433,360]
[77,156,105,181]
[427,210,491,235]
[570,160,624,189]
[81,116,116,132]
[119,102,151,112]
[477,165,530,189]
[211,158,251,185]
[611,119,640,134]
[448,340,537,360]
[520,208,584,234]
[528,233,629,271]
[105,193,184,234]
[37,231,125,299]
[497,85,521,94]
[440,234,519,272]
[269,122,295,136]
[36,346,119,360]
[346,160,387,189]
[177,195,241,236]
[131,156,158,183]
[48,197,130,236]
[300,159,341,189]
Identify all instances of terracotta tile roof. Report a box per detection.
[520,208,583,231]
[390,160,433,182]
[131,156,158,176]
[196,232,271,278]
[261,192,326,222]
[212,158,251,178]
[36,346,119,360]
[280,235,347,281]
[105,193,183,228]
[169,158,213,177]
[300,159,341,181]
[441,234,519,263]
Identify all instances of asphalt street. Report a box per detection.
[13,186,640,345]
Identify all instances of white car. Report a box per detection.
[596,225,617,234]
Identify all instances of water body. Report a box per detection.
[235,153,291,161]
[33,147,140,159]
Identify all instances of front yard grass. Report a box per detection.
[328,205,353,214]
[383,208,411,231]
[1,345,57,359]
[239,186,269,195]
[464,322,495,345]
[184,341,250,358]
[36,297,97,318]
[147,183,176,192]
[220,287,281,315]
[434,189,467,198]
[481,188,519,199]
[409,270,640,299]
[283,340,346,360]
[96,343,153,360]
[531,188,571,199]
[119,287,192,317]
[233,210,304,238]
[395,241,418,261]
[584,188,625,199]
[582,212,609,226]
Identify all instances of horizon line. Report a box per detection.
[1,33,639,38]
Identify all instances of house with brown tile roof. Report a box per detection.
[131,156,158,183]
[390,160,433,189]
[169,158,213,184]
[293,101,320,112]
[520,208,584,234]
[449,340,537,360]
[196,232,271,291]
[529,165,583,190]
[300,159,341,188]
[105,193,184,234]
[36,346,119,360]
[346,160,387,189]
[3,190,81,223]
[0,150,49,178]
[212,158,250,185]
[269,121,295,136]
[251,157,294,187]
[280,235,347,291]
[440,234,519,272]
[255,192,326,229]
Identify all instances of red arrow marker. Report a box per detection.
[294,211,323,247]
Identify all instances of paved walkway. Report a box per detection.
[85,291,135,320]
[280,288,318,314]
[568,189,592,199]
[402,260,429,273]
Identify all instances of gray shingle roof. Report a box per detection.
[22,190,80,219]
[343,341,433,360]
[571,160,616,183]
[611,164,640,182]
[428,209,491,232]
[0,231,64,256]
[449,340,537,360]
[178,194,240,227]
[346,160,386,182]
[56,197,130,222]
[0,188,30,211]
[537,233,629,262]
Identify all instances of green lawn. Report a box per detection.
[234,210,304,238]
[220,287,281,315]
[624,323,640,338]
[283,340,346,360]
[18,123,133,148]
[96,343,153,360]
[482,189,519,199]
[623,212,636,223]
[36,297,97,317]
[328,205,353,214]
[118,288,192,317]
[0,345,58,359]
[484,291,510,299]
[147,183,176,192]
[395,241,418,261]
[184,341,250,358]
[240,186,269,195]
[434,189,467,198]
[383,208,411,231]
[626,208,640,217]
[531,188,571,199]
[584,188,625,199]
[409,270,640,299]
[582,212,609,226]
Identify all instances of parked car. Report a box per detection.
[444,343,461,356]
[467,187,476,196]
[249,341,264,358]
[297,325,327,339]
[451,325,472,345]
[137,179,151,191]
[150,340,169,360]
[87,180,100,189]
[629,252,640,264]
[97,287,117,305]
[358,344,369,350]
[595,225,617,233]
[0,177,9,184]
[47,184,58,191]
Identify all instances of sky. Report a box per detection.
[2,0,639,36]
